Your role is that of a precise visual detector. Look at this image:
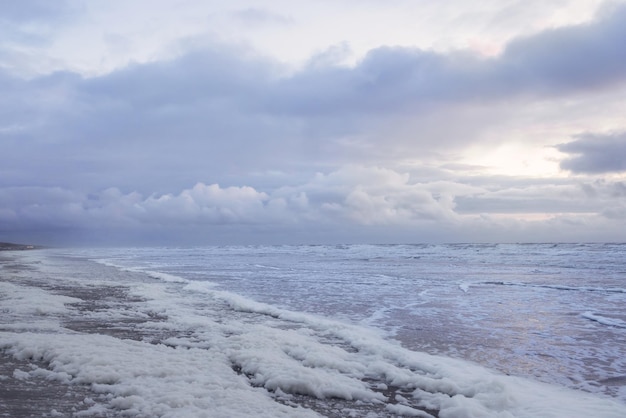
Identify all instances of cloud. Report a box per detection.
[3,166,626,245]
[286,166,459,224]
[0,167,459,237]
[557,132,626,174]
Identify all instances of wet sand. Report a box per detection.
[0,252,166,418]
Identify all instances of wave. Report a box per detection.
[582,312,626,329]
[482,281,626,294]
[252,264,282,270]
[91,257,191,284]
[145,270,190,283]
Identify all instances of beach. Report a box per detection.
[1,250,438,417]
[0,251,126,417]
[2,246,626,417]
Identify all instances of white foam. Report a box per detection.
[0,332,320,418]
[386,403,435,417]
[0,281,80,318]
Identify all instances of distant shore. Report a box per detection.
[0,242,40,251]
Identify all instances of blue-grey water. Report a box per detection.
[77,243,626,400]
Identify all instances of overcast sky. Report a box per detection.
[2,0,626,245]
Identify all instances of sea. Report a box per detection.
[1,243,626,417]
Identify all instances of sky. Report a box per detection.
[2,0,626,245]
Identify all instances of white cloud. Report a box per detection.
[141,183,271,224]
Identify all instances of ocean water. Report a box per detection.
[1,243,626,417]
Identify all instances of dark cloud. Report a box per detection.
[496,3,626,93]
[558,132,626,174]
[0,48,305,193]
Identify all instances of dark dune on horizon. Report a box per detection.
[0,242,40,251]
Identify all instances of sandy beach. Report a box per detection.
[0,251,149,417]
[0,250,175,417]
[1,251,441,418]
